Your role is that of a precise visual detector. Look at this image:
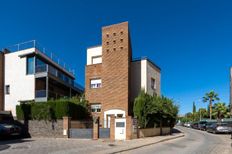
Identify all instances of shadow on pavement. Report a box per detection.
[0,138,34,151]
[172,128,182,134]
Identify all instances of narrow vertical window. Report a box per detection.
[27,57,35,74]
[151,78,156,90]
[6,85,10,94]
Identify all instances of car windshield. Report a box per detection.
[218,123,228,126]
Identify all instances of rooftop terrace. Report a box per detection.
[2,40,75,76]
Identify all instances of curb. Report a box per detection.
[106,133,185,154]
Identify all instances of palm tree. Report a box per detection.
[212,103,230,120]
[203,91,220,120]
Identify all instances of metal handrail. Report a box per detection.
[3,40,75,76]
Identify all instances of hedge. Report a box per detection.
[16,100,90,121]
[16,104,31,120]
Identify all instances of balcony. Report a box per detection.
[4,40,75,76]
[35,90,47,98]
[35,90,47,102]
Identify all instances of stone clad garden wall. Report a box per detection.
[139,127,171,138]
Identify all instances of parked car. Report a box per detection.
[191,122,199,129]
[183,122,191,127]
[1,124,22,136]
[207,123,232,134]
[0,124,11,138]
[205,122,216,130]
[198,121,207,131]
[0,111,22,138]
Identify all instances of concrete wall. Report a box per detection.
[130,59,161,103]
[87,46,102,65]
[139,127,171,138]
[0,52,4,111]
[130,61,141,103]
[5,48,35,116]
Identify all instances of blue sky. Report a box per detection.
[0,0,232,115]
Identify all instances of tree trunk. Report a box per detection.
[210,100,212,120]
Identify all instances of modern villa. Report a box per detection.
[0,41,84,116]
[85,22,161,128]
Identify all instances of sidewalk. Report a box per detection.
[95,133,185,154]
[0,133,184,154]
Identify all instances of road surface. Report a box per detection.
[122,126,232,154]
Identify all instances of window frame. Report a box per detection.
[90,78,102,89]
[91,56,102,65]
[26,56,35,75]
[151,78,156,90]
[91,103,101,113]
[5,85,10,95]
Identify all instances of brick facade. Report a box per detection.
[0,52,4,111]
[85,22,132,126]
[101,22,132,116]
[85,22,161,137]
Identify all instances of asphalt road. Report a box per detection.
[122,126,232,154]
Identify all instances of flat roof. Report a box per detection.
[132,57,161,71]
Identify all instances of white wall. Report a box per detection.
[141,60,147,91]
[104,109,126,128]
[4,48,35,116]
[130,59,161,102]
[87,46,102,65]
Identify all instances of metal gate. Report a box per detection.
[69,128,93,139]
[99,128,110,138]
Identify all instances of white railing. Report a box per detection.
[3,40,75,76]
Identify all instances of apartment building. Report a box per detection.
[85,22,161,128]
[0,40,84,116]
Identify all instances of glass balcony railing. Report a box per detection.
[35,90,47,98]
[35,65,47,73]
[4,40,75,76]
[35,64,76,88]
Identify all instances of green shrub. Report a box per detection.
[55,101,69,119]
[16,97,90,121]
[16,104,31,120]
[31,103,52,120]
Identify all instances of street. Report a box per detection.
[0,126,231,154]
[122,126,232,154]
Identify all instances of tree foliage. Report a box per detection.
[212,102,230,119]
[203,91,220,119]
[133,90,179,128]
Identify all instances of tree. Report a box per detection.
[202,91,220,120]
[193,102,196,113]
[198,108,208,120]
[133,90,179,130]
[133,90,153,128]
[212,102,230,120]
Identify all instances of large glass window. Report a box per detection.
[90,79,102,88]
[27,57,35,74]
[35,58,46,73]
